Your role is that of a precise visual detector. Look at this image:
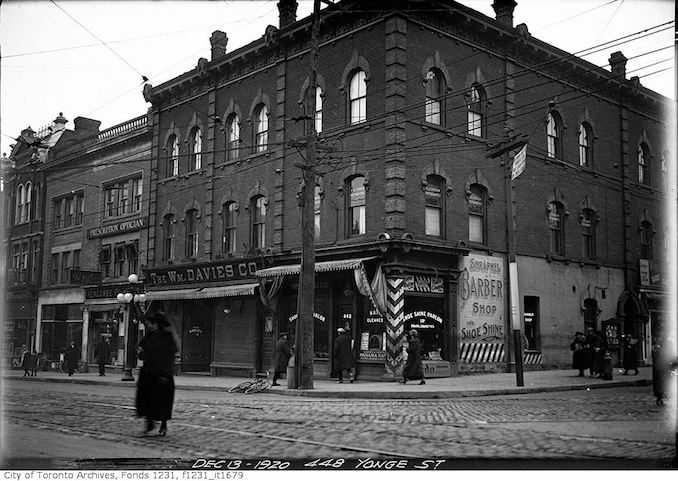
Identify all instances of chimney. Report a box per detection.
[278,0,298,28]
[609,51,628,80]
[210,30,228,61]
[52,112,68,132]
[73,117,101,136]
[492,0,517,28]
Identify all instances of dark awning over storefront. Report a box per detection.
[255,257,376,278]
[145,283,259,301]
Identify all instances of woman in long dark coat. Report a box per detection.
[333,328,355,383]
[401,329,425,385]
[622,333,639,375]
[570,332,588,377]
[64,341,79,376]
[272,332,291,386]
[136,311,177,436]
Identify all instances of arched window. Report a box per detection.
[167,135,179,177]
[349,70,367,124]
[546,112,561,159]
[254,105,269,153]
[251,196,266,249]
[222,202,237,254]
[347,176,366,236]
[640,220,653,260]
[638,143,650,185]
[468,184,488,244]
[425,69,444,125]
[185,209,199,258]
[424,175,445,237]
[189,127,202,170]
[580,208,596,260]
[467,84,486,137]
[548,201,565,255]
[15,184,24,224]
[163,214,175,261]
[314,185,322,240]
[226,115,240,162]
[579,122,592,167]
[314,87,323,133]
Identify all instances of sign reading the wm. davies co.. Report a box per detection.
[146,259,262,287]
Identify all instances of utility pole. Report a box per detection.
[294,0,321,389]
[488,133,528,387]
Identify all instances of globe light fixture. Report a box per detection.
[116,273,146,381]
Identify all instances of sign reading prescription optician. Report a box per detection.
[458,253,506,343]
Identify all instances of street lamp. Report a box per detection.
[116,273,146,381]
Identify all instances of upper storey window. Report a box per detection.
[467,84,486,137]
[226,114,240,162]
[640,220,653,260]
[349,70,367,125]
[468,184,488,244]
[548,201,565,256]
[424,175,444,237]
[167,135,179,177]
[251,196,266,250]
[425,70,444,125]
[347,176,366,236]
[578,122,593,168]
[185,209,199,258]
[104,177,142,218]
[254,105,269,153]
[638,143,650,185]
[189,127,202,170]
[314,87,323,133]
[546,112,562,159]
[15,182,31,224]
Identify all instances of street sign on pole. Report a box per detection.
[511,145,527,180]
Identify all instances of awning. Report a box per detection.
[145,283,258,301]
[255,257,376,278]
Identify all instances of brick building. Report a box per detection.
[6,0,670,380]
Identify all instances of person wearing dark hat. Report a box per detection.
[570,331,587,377]
[401,329,425,385]
[272,332,291,386]
[136,311,177,436]
[95,336,112,376]
[333,327,355,384]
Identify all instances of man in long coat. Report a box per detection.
[95,336,112,376]
[64,341,79,376]
[333,328,355,383]
[272,332,291,386]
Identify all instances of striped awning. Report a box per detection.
[145,283,258,301]
[255,257,376,278]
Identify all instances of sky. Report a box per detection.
[0,0,674,156]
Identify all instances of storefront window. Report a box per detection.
[358,297,386,361]
[41,304,83,361]
[403,297,445,360]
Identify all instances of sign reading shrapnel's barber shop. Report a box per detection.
[87,217,148,239]
[146,259,262,287]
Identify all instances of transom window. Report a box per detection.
[349,70,367,125]
[347,176,366,236]
[424,176,444,237]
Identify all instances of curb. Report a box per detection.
[3,374,651,399]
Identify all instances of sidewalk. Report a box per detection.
[2,366,653,399]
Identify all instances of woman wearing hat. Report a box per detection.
[136,311,178,436]
[401,329,425,385]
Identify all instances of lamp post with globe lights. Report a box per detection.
[116,273,146,381]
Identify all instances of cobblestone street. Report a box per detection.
[2,379,674,469]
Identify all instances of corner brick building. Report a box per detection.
[5,0,671,380]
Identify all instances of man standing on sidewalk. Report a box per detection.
[95,336,112,376]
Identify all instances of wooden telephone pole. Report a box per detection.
[294,0,321,389]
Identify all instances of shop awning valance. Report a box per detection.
[145,283,259,301]
[255,257,376,278]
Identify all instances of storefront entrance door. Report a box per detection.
[181,301,212,372]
